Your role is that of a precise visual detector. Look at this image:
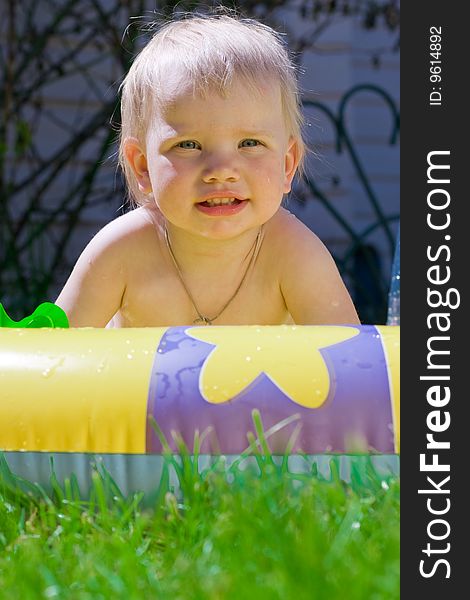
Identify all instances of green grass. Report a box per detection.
[0,416,399,599]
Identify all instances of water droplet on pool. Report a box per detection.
[127,353,134,360]
[245,356,252,362]
[96,360,107,373]
[256,346,262,351]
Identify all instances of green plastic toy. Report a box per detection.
[0,302,69,328]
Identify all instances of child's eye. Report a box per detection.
[239,139,262,148]
[177,140,201,150]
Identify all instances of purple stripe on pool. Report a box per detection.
[146,326,394,454]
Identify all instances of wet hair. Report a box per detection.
[119,12,305,205]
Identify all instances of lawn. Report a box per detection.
[0,440,399,600]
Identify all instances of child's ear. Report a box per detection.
[123,137,152,194]
[283,137,301,194]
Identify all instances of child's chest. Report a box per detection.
[117,258,291,327]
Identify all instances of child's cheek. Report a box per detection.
[150,158,179,190]
[252,156,285,183]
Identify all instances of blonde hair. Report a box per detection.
[119,12,305,205]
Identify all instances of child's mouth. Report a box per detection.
[196,197,248,215]
[199,198,243,207]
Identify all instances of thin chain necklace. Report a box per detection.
[164,225,263,325]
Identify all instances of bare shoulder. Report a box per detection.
[73,207,166,280]
[86,206,160,254]
[56,206,163,327]
[267,208,360,325]
[265,207,329,261]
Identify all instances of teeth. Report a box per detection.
[205,197,238,207]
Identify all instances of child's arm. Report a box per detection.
[277,214,360,325]
[55,221,128,327]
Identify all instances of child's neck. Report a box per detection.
[163,224,263,275]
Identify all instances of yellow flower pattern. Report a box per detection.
[187,325,360,408]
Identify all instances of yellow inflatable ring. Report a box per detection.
[0,324,399,494]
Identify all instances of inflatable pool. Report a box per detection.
[0,318,399,495]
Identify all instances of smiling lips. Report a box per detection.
[196,196,248,216]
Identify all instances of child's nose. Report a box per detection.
[201,154,240,183]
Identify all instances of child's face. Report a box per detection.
[126,76,299,240]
